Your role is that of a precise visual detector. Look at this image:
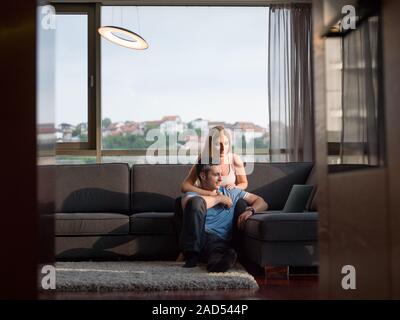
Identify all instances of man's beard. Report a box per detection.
[202,180,219,191]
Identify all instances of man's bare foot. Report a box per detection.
[176,252,184,262]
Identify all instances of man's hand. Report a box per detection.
[237,210,253,230]
[218,194,233,208]
[225,184,236,190]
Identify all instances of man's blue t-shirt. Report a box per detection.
[185,187,248,241]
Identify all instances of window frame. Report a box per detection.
[53,3,98,153]
[53,3,275,162]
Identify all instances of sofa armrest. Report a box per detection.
[245,211,318,242]
[254,211,318,220]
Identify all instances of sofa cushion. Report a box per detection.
[131,165,191,213]
[56,234,179,260]
[247,162,314,210]
[131,163,313,213]
[130,212,176,235]
[53,163,130,213]
[244,212,318,242]
[305,165,318,211]
[55,213,130,236]
[282,184,315,213]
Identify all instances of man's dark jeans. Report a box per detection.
[174,196,247,263]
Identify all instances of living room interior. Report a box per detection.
[1,0,400,300]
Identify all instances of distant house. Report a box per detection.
[58,123,75,132]
[55,130,63,142]
[77,122,88,135]
[189,118,209,133]
[103,121,125,137]
[120,121,143,136]
[161,115,181,122]
[233,122,266,142]
[103,121,143,136]
[37,123,56,144]
[142,120,162,130]
[160,115,186,134]
[57,123,75,142]
[208,121,230,130]
[181,134,207,153]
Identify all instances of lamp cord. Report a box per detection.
[136,6,141,35]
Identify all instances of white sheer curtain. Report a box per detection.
[340,16,380,165]
[268,4,313,162]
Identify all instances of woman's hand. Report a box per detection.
[232,153,248,190]
[225,184,236,190]
[208,189,219,196]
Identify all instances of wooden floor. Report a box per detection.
[40,265,319,300]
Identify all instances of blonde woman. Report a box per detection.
[175,126,249,262]
[181,126,248,194]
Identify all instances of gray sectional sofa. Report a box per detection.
[41,162,319,268]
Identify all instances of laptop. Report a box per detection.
[282,184,315,213]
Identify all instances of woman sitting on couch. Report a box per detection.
[176,126,249,262]
[181,125,248,194]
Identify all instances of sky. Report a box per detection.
[54,6,270,129]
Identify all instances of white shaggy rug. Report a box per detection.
[52,261,259,292]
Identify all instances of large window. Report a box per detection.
[324,12,383,167]
[325,37,343,164]
[54,4,96,152]
[55,14,88,143]
[54,5,271,164]
[100,6,269,163]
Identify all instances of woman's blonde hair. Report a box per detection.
[198,126,232,164]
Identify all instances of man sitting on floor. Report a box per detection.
[180,162,268,272]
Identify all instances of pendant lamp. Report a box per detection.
[98,26,148,50]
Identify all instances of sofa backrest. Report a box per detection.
[45,162,314,214]
[131,162,314,212]
[50,163,130,214]
[246,162,314,210]
[131,164,191,213]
